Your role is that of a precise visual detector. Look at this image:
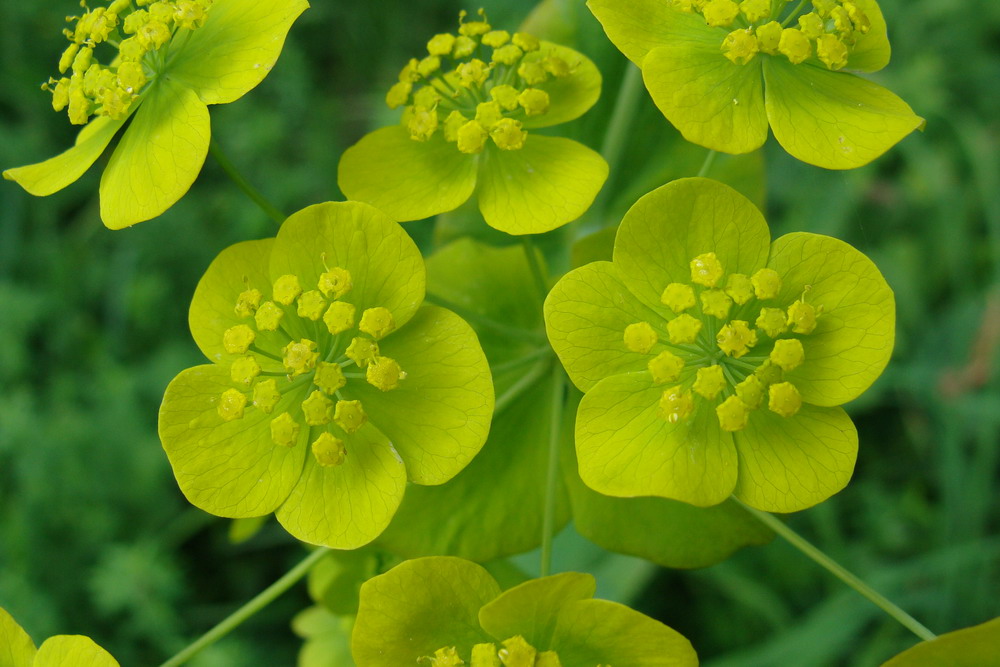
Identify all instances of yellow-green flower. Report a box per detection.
[588,0,923,169]
[545,178,895,512]
[3,0,308,229]
[352,557,698,666]
[338,10,609,235]
[158,201,494,549]
[0,607,118,667]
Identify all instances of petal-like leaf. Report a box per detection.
[614,178,771,310]
[846,0,891,73]
[166,0,310,105]
[732,404,857,513]
[479,573,596,648]
[586,0,709,65]
[2,115,127,197]
[34,636,119,667]
[763,58,923,170]
[767,232,895,406]
[576,372,738,506]
[99,79,210,229]
[352,557,499,666]
[643,41,768,155]
[351,305,493,486]
[545,261,664,392]
[882,616,1000,667]
[521,42,601,129]
[276,424,406,549]
[0,607,35,667]
[338,126,478,222]
[477,136,608,235]
[158,365,307,517]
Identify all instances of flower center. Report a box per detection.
[670,0,871,70]
[46,0,214,125]
[216,258,407,468]
[623,252,824,432]
[385,9,576,155]
[422,636,563,666]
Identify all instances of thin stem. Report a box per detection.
[159,548,329,667]
[209,138,286,225]
[521,237,549,298]
[735,499,937,642]
[781,0,809,26]
[539,367,566,578]
[425,293,544,342]
[490,347,552,375]
[697,149,718,178]
[494,359,551,416]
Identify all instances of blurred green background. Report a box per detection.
[1,0,998,664]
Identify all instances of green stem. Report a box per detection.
[425,293,544,342]
[521,237,549,298]
[490,347,553,375]
[735,499,937,642]
[494,359,551,416]
[159,548,329,667]
[697,149,718,178]
[781,0,809,27]
[209,138,286,225]
[539,367,566,578]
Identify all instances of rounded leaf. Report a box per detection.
[478,573,596,649]
[521,42,601,129]
[0,607,36,667]
[882,616,1000,667]
[586,0,707,66]
[35,636,119,667]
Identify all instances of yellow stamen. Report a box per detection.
[272,274,303,305]
[667,313,703,345]
[716,395,750,431]
[755,307,787,337]
[252,379,281,414]
[314,362,346,395]
[770,338,805,371]
[649,350,686,384]
[490,118,527,150]
[735,374,764,408]
[366,356,407,391]
[217,388,246,421]
[716,320,757,357]
[282,339,319,377]
[223,325,256,355]
[661,283,697,312]
[693,365,726,399]
[270,412,300,447]
[725,273,755,305]
[255,301,284,332]
[768,381,802,417]
[235,288,262,318]
[690,252,725,287]
[297,290,326,321]
[318,266,353,299]
[659,385,695,423]
[230,355,261,385]
[302,390,333,426]
[334,400,367,433]
[345,337,379,368]
[324,301,357,335]
[751,268,782,299]
[786,299,819,334]
[624,322,658,354]
[700,289,733,319]
[312,432,347,467]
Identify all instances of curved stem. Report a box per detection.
[494,359,551,416]
[781,0,810,27]
[521,236,549,298]
[209,138,286,225]
[159,547,329,667]
[697,149,718,178]
[735,499,937,642]
[539,367,566,578]
[425,293,544,343]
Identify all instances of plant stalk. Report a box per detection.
[209,138,287,225]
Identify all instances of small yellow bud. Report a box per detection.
[517,61,548,85]
[51,77,71,112]
[700,289,733,319]
[118,36,147,61]
[334,400,367,433]
[427,646,464,667]
[427,33,456,56]
[297,290,326,321]
[517,88,550,116]
[797,12,825,39]
[359,307,396,339]
[624,321,658,354]
[770,338,805,371]
[812,0,837,17]
[452,35,477,59]
[475,101,504,129]
[829,7,852,36]
[755,307,787,338]
[417,55,441,77]
[443,110,469,142]
[768,381,802,417]
[756,21,783,54]
[385,81,412,109]
[717,320,757,357]
[59,43,80,73]
[100,86,133,120]
[754,359,783,386]
[273,274,302,305]
[137,20,171,49]
[735,374,765,408]
[457,120,489,154]
[725,273,755,305]
[147,2,175,24]
[490,118,527,151]
[786,300,819,334]
[175,1,208,30]
[512,32,540,52]
[458,59,490,87]
[543,56,572,77]
[253,379,281,414]
[472,643,501,666]
[703,0,740,27]
[68,86,90,125]
[499,636,536,666]
[661,283,697,312]
[667,313,703,345]
[318,266,352,299]
[778,28,812,65]
[716,395,750,431]
[71,46,93,75]
[366,356,407,391]
[535,652,562,667]
[690,252,725,287]
[230,355,261,385]
[751,268,782,299]
[116,61,148,92]
[649,350,686,384]
[492,44,523,65]
[693,365,726,399]
[323,301,356,335]
[459,12,492,37]
[490,84,520,111]
[659,385,695,423]
[218,388,247,421]
[413,85,441,109]
[843,1,871,33]
[223,325,256,354]
[312,432,347,467]
[345,337,379,367]
[482,30,510,47]
[255,301,284,332]
[739,0,770,22]
[282,339,319,377]
[271,412,300,448]
[314,362,346,395]
[722,28,759,65]
[122,9,149,35]
[406,105,439,141]
[816,34,849,70]
[302,390,333,426]
[399,58,421,83]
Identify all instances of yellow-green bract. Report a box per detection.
[157,201,494,549]
[3,0,308,229]
[351,556,698,666]
[337,12,608,235]
[0,607,119,667]
[545,178,895,513]
[588,0,924,169]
